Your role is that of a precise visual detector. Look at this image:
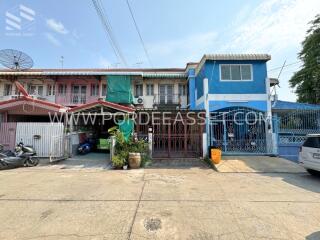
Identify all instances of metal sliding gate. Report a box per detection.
[209,107,267,154]
[136,111,204,158]
[275,109,320,161]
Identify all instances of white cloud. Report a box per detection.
[228,0,320,53]
[44,32,61,47]
[46,18,68,34]
[226,0,320,102]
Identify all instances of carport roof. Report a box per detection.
[272,100,320,111]
[68,100,135,113]
[0,96,65,112]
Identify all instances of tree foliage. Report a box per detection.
[289,15,320,104]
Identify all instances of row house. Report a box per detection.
[0,54,279,158]
[0,69,188,109]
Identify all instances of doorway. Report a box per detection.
[159,84,174,104]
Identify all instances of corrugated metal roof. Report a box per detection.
[272,100,320,111]
[0,68,185,76]
[142,73,186,78]
[204,54,271,61]
[195,54,271,75]
[0,69,186,78]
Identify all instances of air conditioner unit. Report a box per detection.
[133,96,144,105]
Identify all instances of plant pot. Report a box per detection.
[128,152,141,169]
[123,165,128,170]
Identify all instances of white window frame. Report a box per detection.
[135,84,143,97]
[178,84,187,96]
[28,84,44,96]
[146,84,154,96]
[219,64,253,82]
[47,84,55,96]
[90,84,99,96]
[3,84,12,96]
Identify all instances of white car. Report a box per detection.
[299,134,320,175]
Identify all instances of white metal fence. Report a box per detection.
[15,122,65,158]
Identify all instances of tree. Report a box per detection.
[289,15,320,104]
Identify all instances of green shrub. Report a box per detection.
[108,126,151,167]
[112,155,126,168]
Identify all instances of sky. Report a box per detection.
[0,0,319,102]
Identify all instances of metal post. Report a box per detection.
[148,127,153,157]
[110,136,116,161]
[203,78,209,157]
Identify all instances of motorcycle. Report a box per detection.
[0,142,39,170]
[78,138,95,155]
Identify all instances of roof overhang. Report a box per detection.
[269,78,279,87]
[68,100,135,114]
[0,68,186,77]
[195,54,271,75]
[0,96,66,114]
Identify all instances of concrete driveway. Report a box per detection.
[215,156,306,173]
[0,158,320,239]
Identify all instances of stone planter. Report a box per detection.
[128,152,141,169]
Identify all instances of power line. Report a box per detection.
[126,0,153,68]
[91,0,128,66]
[268,61,302,72]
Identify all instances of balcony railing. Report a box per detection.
[153,94,182,105]
[55,92,101,106]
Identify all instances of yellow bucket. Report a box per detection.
[211,148,222,164]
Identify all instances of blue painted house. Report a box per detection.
[188,54,273,155]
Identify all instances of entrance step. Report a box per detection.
[149,158,207,168]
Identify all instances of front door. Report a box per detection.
[159,84,173,104]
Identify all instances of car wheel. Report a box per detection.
[307,169,320,176]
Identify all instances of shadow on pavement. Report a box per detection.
[48,152,111,170]
[306,231,320,240]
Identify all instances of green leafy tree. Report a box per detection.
[289,15,320,104]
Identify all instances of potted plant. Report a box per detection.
[127,138,148,169]
[108,126,150,169]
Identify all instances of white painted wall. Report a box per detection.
[16,122,65,157]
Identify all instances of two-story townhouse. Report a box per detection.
[188,54,273,155]
[0,54,274,159]
[0,69,188,109]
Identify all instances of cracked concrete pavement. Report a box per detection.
[0,159,320,240]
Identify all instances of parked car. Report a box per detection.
[299,134,320,175]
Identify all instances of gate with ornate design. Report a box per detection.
[136,111,205,158]
[209,107,268,154]
[275,109,320,161]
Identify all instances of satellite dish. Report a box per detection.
[0,49,33,71]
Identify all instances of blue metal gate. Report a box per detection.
[275,109,320,161]
[209,107,267,154]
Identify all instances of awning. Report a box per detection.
[68,100,135,113]
[0,96,66,114]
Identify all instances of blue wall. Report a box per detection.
[204,60,267,94]
[188,68,196,109]
[195,73,204,100]
[190,59,269,112]
[196,102,205,110]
